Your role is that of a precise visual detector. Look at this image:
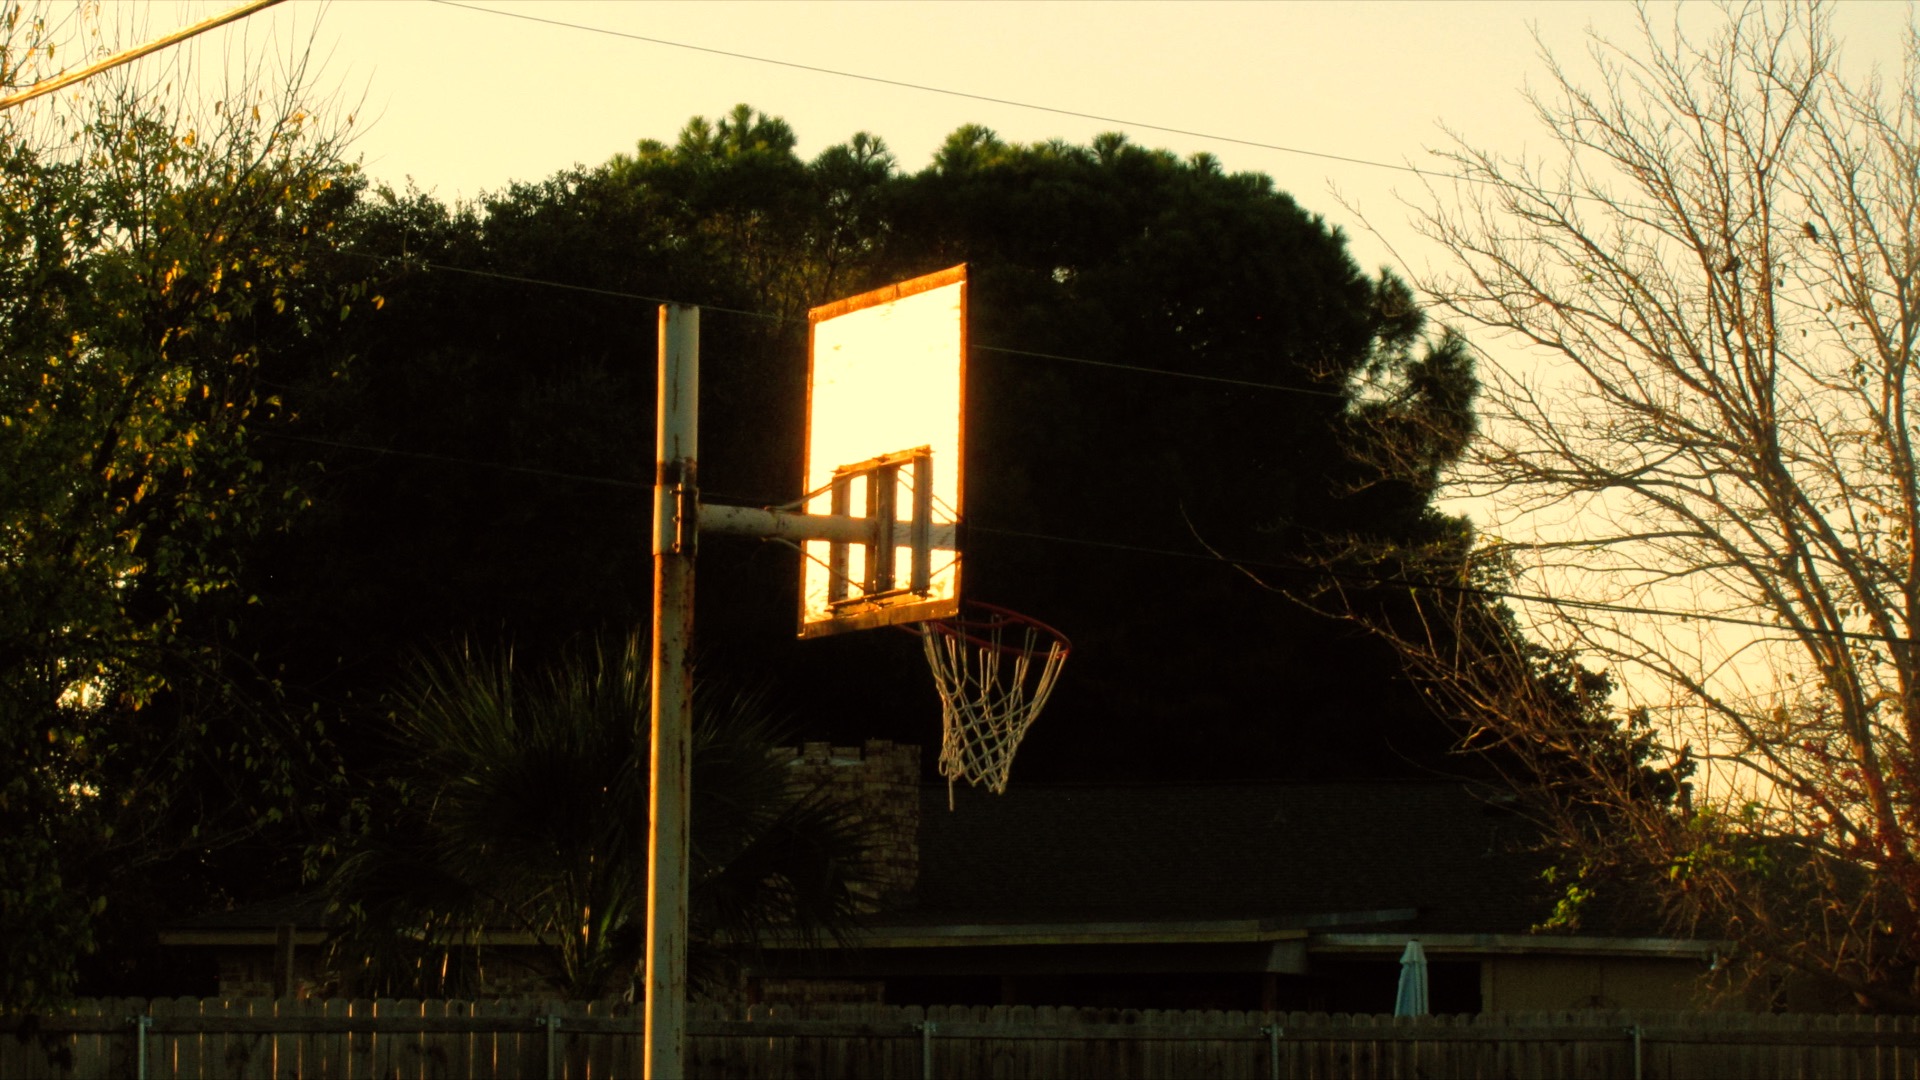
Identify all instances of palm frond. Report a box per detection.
[326,627,875,999]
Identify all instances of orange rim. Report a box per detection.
[920,601,1071,658]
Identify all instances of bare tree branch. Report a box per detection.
[1338,0,1920,1010]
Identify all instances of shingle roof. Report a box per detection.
[166,891,332,932]
[902,780,1557,934]
[174,779,1666,944]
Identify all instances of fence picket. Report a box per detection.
[11,999,1920,1078]
[237,997,272,1080]
[276,996,306,1079]
[1878,1013,1897,1080]
[471,998,505,1080]
[63,998,98,1080]
[577,999,602,1080]
[196,998,226,1080]
[96,998,128,1080]
[414,998,445,1080]
[104,998,129,1078]
[176,991,206,1076]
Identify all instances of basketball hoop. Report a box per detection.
[916,601,1071,800]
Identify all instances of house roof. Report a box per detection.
[893,779,1561,936]
[166,777,1682,953]
[168,891,331,933]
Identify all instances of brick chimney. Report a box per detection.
[781,740,920,911]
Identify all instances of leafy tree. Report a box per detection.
[0,4,362,1005]
[1303,567,1696,937]
[270,110,1474,788]
[870,129,1479,779]
[1357,2,1920,1009]
[605,103,898,321]
[326,631,868,999]
[252,111,905,731]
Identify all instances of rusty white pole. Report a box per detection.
[646,304,698,1079]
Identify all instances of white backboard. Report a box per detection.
[800,265,966,637]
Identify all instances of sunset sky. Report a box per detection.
[252,0,1910,284]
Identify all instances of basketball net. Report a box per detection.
[917,603,1071,805]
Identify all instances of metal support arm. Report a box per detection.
[702,502,956,551]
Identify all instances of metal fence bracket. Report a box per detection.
[915,1020,935,1079]
[129,1015,153,1080]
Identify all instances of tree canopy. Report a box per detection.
[0,8,364,1005]
[326,631,868,1000]
[288,108,1475,787]
[1348,1,1920,1009]
[3,69,1475,996]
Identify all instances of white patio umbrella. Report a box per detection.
[1394,939,1430,1017]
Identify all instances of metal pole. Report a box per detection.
[1630,1023,1643,1080]
[132,1015,152,1080]
[646,304,698,1079]
[919,1020,934,1080]
[543,1013,562,1080]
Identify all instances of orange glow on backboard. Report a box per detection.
[801,265,965,637]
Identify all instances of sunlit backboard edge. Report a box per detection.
[799,264,967,639]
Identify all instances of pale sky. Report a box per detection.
[226,0,1908,285]
[55,0,1902,288]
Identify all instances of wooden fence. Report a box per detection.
[5,999,1920,1079]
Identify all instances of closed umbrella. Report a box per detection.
[1394,939,1430,1017]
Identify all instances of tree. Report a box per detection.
[872,128,1478,779]
[603,103,894,323]
[326,631,869,999]
[269,111,1473,787]
[1360,1,1920,1008]
[0,3,363,1004]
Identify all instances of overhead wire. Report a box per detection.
[326,217,1878,642]
[326,241,1892,643]
[315,6,1857,638]
[428,0,1456,186]
[263,432,1915,647]
[346,249,1354,400]
[349,0,1514,406]
[424,0,1661,218]
[263,432,651,490]
[391,258,778,322]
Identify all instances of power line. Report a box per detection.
[427,0,1451,185]
[349,249,1353,400]
[263,433,651,491]
[328,240,1801,639]
[423,1,1692,223]
[967,524,1911,646]
[0,0,288,111]
[390,258,778,322]
[305,6,1848,642]
[978,343,1348,399]
[264,431,1914,647]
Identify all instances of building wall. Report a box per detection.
[1482,955,1711,1012]
[780,740,921,911]
[217,947,326,1000]
[215,942,562,1001]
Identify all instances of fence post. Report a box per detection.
[917,1020,935,1080]
[129,1014,152,1080]
[1628,1024,1643,1080]
[539,1013,562,1080]
[1263,1024,1282,1079]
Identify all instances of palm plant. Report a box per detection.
[326,630,869,999]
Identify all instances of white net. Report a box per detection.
[918,604,1070,800]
